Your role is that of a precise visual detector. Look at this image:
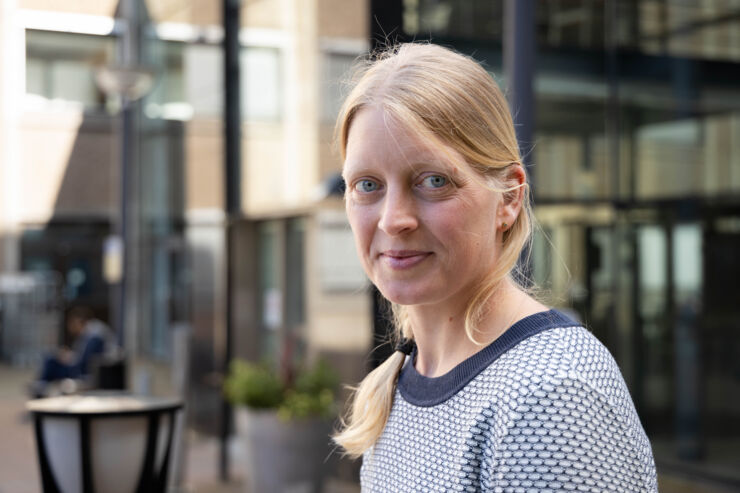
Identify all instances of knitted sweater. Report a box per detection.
[361,310,657,492]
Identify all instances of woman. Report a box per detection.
[333,43,657,492]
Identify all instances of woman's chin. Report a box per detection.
[377,283,438,307]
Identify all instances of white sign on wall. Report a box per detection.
[263,288,283,330]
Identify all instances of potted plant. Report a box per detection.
[224,357,340,493]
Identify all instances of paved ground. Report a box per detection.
[0,365,37,493]
[0,364,358,493]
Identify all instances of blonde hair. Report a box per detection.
[333,43,533,458]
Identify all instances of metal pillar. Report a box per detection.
[369,0,404,51]
[118,102,133,348]
[220,0,242,482]
[504,0,536,179]
[118,0,143,350]
[504,0,536,284]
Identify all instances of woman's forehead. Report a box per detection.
[343,106,463,173]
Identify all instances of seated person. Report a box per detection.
[31,306,117,397]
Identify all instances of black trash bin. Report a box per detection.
[27,393,182,493]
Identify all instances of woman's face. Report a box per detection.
[343,106,504,309]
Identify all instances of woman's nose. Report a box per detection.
[378,190,418,236]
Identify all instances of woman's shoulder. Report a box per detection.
[494,315,627,394]
[456,310,630,409]
[487,326,655,487]
[474,316,641,438]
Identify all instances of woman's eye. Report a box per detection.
[421,175,448,189]
[354,179,379,193]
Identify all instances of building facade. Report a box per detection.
[0,0,373,439]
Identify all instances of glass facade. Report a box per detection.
[257,218,307,361]
[20,223,111,324]
[400,0,740,487]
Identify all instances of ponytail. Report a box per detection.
[333,303,414,458]
[332,349,407,458]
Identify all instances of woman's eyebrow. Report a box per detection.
[404,159,457,173]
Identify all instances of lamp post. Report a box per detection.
[95,64,153,349]
[220,0,242,481]
[94,0,154,351]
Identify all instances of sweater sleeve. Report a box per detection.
[482,374,657,493]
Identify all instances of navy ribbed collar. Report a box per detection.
[397,309,578,407]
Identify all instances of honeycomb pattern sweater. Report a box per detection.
[360,310,657,492]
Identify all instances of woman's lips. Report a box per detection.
[380,250,431,270]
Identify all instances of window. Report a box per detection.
[179,44,282,121]
[242,47,282,121]
[25,30,115,110]
[321,52,358,122]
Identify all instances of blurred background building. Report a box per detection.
[0,0,738,491]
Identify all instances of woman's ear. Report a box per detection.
[497,163,527,231]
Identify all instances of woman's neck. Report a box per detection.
[407,280,548,378]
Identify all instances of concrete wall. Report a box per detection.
[19,0,117,17]
[184,118,223,211]
[0,0,20,271]
[318,0,367,39]
[19,112,117,223]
